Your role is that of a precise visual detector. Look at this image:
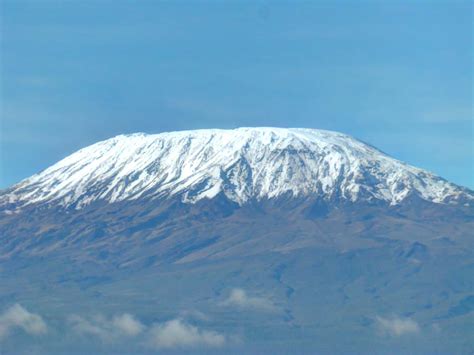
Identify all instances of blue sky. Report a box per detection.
[1,0,472,189]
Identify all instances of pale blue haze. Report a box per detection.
[1,0,472,188]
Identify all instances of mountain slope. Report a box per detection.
[0,127,473,354]
[1,128,472,212]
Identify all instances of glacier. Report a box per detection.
[2,127,472,211]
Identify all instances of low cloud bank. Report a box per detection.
[0,304,48,340]
[376,315,420,336]
[222,288,276,312]
[68,313,145,341]
[0,304,227,349]
[69,312,226,349]
[148,319,225,349]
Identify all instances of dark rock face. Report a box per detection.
[2,194,472,263]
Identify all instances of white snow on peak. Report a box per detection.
[2,127,472,209]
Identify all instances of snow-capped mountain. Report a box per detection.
[2,127,472,211]
[1,128,473,354]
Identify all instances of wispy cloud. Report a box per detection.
[0,304,48,340]
[179,309,211,322]
[0,304,229,350]
[68,311,227,350]
[147,319,226,349]
[375,315,420,336]
[221,288,276,312]
[68,313,145,342]
[112,313,145,336]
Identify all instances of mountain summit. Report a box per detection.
[2,127,472,211]
[1,128,473,354]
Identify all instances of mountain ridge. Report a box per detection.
[2,127,472,212]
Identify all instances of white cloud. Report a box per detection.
[222,288,276,312]
[376,315,420,336]
[0,305,228,349]
[147,319,225,349]
[0,304,48,340]
[112,313,145,336]
[68,314,110,341]
[68,311,228,349]
[68,313,144,342]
